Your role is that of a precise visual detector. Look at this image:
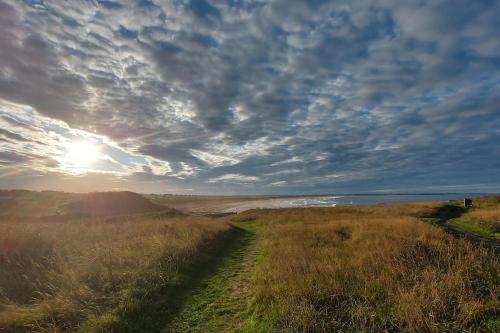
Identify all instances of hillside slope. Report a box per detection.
[0,190,175,217]
[64,191,167,216]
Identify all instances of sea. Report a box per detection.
[223,193,486,213]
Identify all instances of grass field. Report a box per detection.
[241,204,499,332]
[0,192,498,332]
[0,213,230,332]
[448,196,500,240]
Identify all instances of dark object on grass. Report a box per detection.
[463,198,473,208]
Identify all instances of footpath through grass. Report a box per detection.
[449,218,500,241]
[88,221,258,333]
[165,222,258,332]
[418,201,500,242]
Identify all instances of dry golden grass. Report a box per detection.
[451,196,500,240]
[462,207,500,239]
[1,197,499,332]
[0,214,230,331]
[465,207,500,221]
[242,204,499,332]
[464,196,500,223]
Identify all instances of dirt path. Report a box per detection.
[164,222,258,332]
[95,222,259,333]
[429,205,499,253]
[442,221,500,253]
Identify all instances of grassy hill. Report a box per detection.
[0,190,178,218]
[63,191,166,216]
[0,190,80,216]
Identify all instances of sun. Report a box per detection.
[67,141,100,166]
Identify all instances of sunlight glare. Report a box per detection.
[67,141,100,166]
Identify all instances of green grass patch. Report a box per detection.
[86,228,237,332]
[165,222,258,332]
[86,222,259,333]
[449,218,500,241]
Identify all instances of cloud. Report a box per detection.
[0,128,29,142]
[0,0,499,194]
[208,173,259,184]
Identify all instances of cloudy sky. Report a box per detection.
[0,0,499,194]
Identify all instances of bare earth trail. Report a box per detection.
[163,221,259,332]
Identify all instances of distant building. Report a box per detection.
[464,198,473,208]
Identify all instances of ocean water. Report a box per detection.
[224,194,482,213]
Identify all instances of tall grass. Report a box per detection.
[243,204,499,332]
[451,196,500,240]
[2,200,499,332]
[0,214,230,331]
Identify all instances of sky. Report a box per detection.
[0,0,499,195]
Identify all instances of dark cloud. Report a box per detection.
[0,2,88,124]
[0,151,32,165]
[97,1,123,10]
[0,128,29,142]
[187,0,221,19]
[0,0,499,193]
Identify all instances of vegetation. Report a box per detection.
[0,190,179,218]
[0,214,230,331]
[166,222,258,332]
[241,204,499,332]
[449,196,500,240]
[0,190,79,216]
[0,191,498,332]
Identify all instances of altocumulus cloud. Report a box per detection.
[0,0,499,194]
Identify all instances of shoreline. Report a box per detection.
[217,193,484,214]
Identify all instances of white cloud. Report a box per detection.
[208,173,259,184]
[0,0,499,194]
